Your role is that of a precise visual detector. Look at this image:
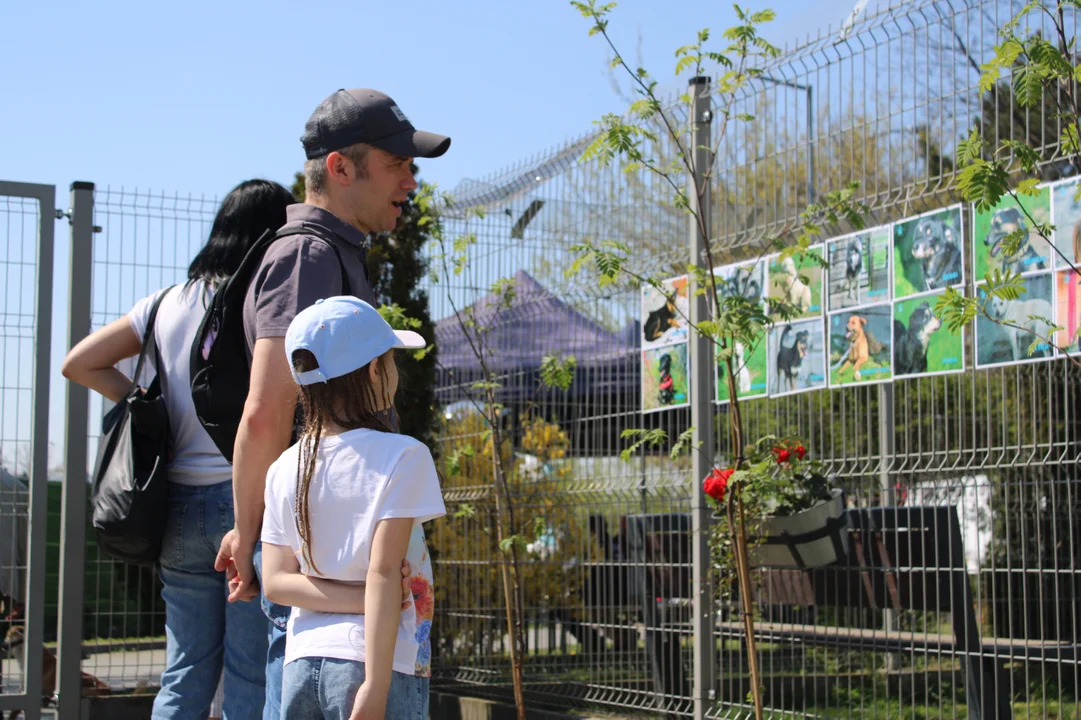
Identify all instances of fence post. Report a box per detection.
[688,75,716,720]
[56,181,94,720]
[877,383,899,672]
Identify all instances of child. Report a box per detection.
[260,296,446,719]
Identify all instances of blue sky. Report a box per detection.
[1,0,865,468]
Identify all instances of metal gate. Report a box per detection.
[0,181,56,720]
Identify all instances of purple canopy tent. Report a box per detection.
[433,270,640,416]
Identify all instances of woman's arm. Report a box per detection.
[61,316,142,403]
[352,517,414,719]
[260,542,414,614]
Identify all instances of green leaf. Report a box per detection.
[540,354,578,391]
[499,535,527,554]
[1016,178,1042,197]
[378,303,422,331]
[1012,64,1045,108]
[1062,124,1081,157]
[670,427,698,459]
[1000,227,1029,257]
[453,503,476,519]
[619,428,668,462]
[980,39,1024,93]
[675,55,697,75]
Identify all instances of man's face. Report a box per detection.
[346,148,417,234]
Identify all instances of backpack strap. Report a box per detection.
[274,222,362,296]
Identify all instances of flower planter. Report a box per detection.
[750,488,849,569]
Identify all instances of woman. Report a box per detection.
[62,179,297,720]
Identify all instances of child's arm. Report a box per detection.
[351,517,413,719]
[260,542,414,614]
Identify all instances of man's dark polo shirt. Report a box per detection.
[243,203,375,359]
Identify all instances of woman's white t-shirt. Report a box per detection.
[128,283,232,487]
[260,428,446,676]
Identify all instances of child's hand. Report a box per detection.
[401,558,414,610]
[349,680,386,720]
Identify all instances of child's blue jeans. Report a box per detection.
[281,657,429,719]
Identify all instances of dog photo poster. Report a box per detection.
[827,226,891,312]
[1052,176,1081,270]
[1055,269,1081,356]
[828,305,894,386]
[975,273,1055,368]
[893,291,964,378]
[713,259,765,309]
[642,343,690,413]
[641,275,690,349]
[767,246,824,322]
[716,334,769,403]
[893,205,964,299]
[767,319,826,397]
[973,186,1053,281]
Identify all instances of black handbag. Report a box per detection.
[89,287,174,566]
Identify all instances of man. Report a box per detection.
[214,88,450,718]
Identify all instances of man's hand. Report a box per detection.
[215,528,257,603]
[349,680,386,720]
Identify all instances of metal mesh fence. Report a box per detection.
[422,0,1081,717]
[0,194,41,699]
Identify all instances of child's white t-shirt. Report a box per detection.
[261,428,446,676]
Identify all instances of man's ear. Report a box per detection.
[325,151,354,188]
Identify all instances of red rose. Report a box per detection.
[774,447,790,464]
[795,445,806,460]
[703,468,731,502]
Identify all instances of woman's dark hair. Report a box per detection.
[291,349,395,574]
[187,179,297,290]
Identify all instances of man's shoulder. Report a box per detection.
[259,226,342,268]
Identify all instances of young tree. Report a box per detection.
[941,0,1081,362]
[567,4,866,718]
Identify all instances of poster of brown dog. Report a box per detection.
[828,305,894,386]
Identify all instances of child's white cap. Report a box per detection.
[284,296,426,386]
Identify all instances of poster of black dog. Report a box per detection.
[893,205,965,300]
[893,290,964,378]
[767,319,826,397]
[827,226,891,312]
[975,273,1056,368]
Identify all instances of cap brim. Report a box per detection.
[394,330,428,349]
[371,129,451,159]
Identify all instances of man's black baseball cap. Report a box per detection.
[301,88,451,160]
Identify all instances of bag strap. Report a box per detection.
[275,222,358,296]
[132,286,174,391]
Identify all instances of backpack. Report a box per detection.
[189,222,354,462]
